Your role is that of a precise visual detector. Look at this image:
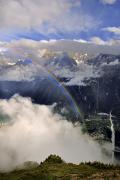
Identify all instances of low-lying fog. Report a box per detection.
[0,95,111,171]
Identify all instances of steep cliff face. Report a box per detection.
[55,54,120,117]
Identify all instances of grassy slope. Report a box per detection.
[0,155,120,179]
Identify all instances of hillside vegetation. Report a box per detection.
[0,155,120,179]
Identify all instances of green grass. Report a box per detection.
[0,155,120,179]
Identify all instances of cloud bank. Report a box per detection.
[101,0,117,4]
[103,27,120,36]
[90,36,120,46]
[0,95,110,171]
[0,0,98,35]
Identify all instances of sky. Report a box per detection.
[0,0,119,44]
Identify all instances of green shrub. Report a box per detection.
[43,154,64,164]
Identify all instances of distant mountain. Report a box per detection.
[0,48,120,118]
[63,54,120,118]
[40,51,77,70]
[0,63,80,118]
[87,53,120,67]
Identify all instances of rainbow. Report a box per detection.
[46,69,82,119]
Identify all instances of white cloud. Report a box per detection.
[0,0,70,29]
[0,95,110,171]
[103,27,120,36]
[101,59,120,66]
[73,39,88,43]
[107,39,120,45]
[100,0,117,4]
[90,37,106,45]
[54,63,99,86]
[89,36,120,46]
[0,0,98,34]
